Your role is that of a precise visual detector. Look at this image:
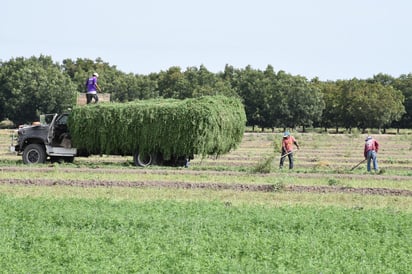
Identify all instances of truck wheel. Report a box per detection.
[133,151,153,167]
[23,144,46,164]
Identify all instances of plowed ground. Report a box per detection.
[1,130,411,198]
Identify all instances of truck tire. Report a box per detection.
[23,144,46,164]
[133,151,153,167]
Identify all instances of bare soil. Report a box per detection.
[1,177,411,197]
[0,166,410,181]
[1,132,411,197]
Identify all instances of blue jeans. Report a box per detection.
[366,150,378,171]
[280,150,294,169]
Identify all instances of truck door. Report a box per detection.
[47,114,59,144]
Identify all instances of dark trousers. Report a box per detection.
[86,93,99,104]
[279,150,294,169]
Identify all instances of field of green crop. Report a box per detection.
[0,129,411,272]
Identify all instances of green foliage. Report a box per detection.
[392,73,412,128]
[231,66,325,129]
[314,81,342,129]
[1,197,410,273]
[68,95,246,158]
[322,79,406,130]
[252,154,275,173]
[155,65,236,99]
[234,65,274,128]
[0,56,77,125]
[1,55,411,130]
[62,57,163,103]
[273,137,281,152]
[327,178,340,186]
[276,73,325,128]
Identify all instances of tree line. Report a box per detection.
[0,55,410,131]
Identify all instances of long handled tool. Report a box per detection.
[350,159,367,171]
[280,149,297,159]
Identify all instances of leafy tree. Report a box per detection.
[185,65,236,97]
[232,66,269,130]
[2,55,409,130]
[62,58,97,93]
[62,57,161,102]
[156,66,192,99]
[368,73,396,86]
[315,80,342,132]
[155,65,237,100]
[375,84,406,129]
[275,72,324,130]
[228,66,324,131]
[335,79,361,131]
[62,58,123,95]
[392,74,412,129]
[335,79,405,131]
[0,55,77,125]
[262,66,286,129]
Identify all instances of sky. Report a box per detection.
[2,0,412,81]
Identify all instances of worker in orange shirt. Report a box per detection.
[279,131,300,169]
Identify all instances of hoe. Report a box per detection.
[350,159,367,171]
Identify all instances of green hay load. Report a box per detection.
[68,95,246,159]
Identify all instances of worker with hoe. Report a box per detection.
[279,131,300,169]
[364,135,379,172]
[85,72,101,104]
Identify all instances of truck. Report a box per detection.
[10,112,188,166]
[11,113,74,164]
[10,96,246,166]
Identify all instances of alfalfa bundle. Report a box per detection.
[68,95,246,159]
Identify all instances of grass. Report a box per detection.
[0,196,411,273]
[1,129,412,272]
[1,185,411,212]
[1,167,411,191]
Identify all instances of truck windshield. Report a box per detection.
[40,114,56,125]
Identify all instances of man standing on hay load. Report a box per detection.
[279,131,300,169]
[364,136,379,172]
[85,72,101,104]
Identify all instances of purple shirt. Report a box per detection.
[86,76,98,93]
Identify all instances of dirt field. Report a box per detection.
[1,130,411,196]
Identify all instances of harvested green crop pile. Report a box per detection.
[68,95,246,159]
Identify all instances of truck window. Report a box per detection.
[56,115,68,125]
[42,114,55,125]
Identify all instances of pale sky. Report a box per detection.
[2,0,411,81]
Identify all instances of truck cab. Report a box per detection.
[11,113,77,164]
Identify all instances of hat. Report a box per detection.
[93,72,99,77]
[283,131,290,137]
[365,136,372,141]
